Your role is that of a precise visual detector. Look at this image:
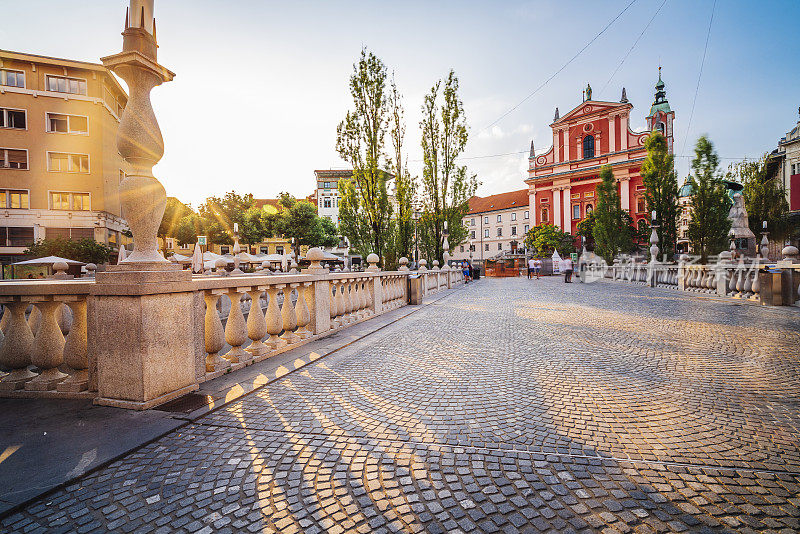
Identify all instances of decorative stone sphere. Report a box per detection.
[366,253,379,265]
[718,251,732,260]
[53,261,68,273]
[419,259,427,268]
[782,245,799,259]
[306,247,324,263]
[86,263,97,272]
[398,257,409,270]
[261,260,271,270]
[433,260,439,267]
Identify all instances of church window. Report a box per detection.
[636,197,646,213]
[582,135,595,159]
[572,205,580,220]
[656,122,665,135]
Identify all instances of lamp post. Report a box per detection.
[101,0,175,265]
[760,220,769,260]
[413,209,420,268]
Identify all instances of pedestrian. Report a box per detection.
[563,255,574,283]
[527,257,535,279]
[533,257,542,279]
[462,261,472,282]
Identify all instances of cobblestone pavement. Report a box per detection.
[3,277,799,533]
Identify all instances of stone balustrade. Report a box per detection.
[0,256,465,406]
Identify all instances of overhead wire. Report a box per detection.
[681,0,716,154]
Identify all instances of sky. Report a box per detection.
[3,0,799,207]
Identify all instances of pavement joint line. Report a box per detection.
[191,420,800,477]
[0,285,465,521]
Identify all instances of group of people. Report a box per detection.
[527,256,574,283]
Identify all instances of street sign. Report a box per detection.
[197,236,207,246]
[571,253,578,262]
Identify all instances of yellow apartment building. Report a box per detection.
[0,49,131,264]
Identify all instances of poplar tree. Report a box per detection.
[336,49,393,261]
[594,165,631,262]
[641,131,679,258]
[686,136,731,262]
[387,74,415,266]
[419,70,477,264]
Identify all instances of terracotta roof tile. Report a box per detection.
[467,189,529,214]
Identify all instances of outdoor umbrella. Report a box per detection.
[117,246,127,263]
[191,243,204,274]
[13,256,85,266]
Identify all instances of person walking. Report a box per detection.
[533,257,542,279]
[527,257,535,279]
[563,255,574,283]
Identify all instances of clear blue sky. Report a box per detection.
[3,0,799,206]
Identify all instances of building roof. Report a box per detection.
[466,189,529,215]
[0,49,127,98]
[254,194,317,213]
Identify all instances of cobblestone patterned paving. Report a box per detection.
[3,277,799,533]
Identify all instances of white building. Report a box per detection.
[450,189,531,263]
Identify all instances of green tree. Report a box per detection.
[594,165,632,262]
[335,49,394,261]
[198,191,257,245]
[523,223,575,256]
[272,195,339,257]
[726,154,790,241]
[418,70,478,264]
[641,131,679,258]
[687,136,731,262]
[25,237,114,265]
[387,74,416,267]
[576,211,595,248]
[158,197,194,239]
[173,214,202,247]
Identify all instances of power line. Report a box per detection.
[681,0,716,154]
[477,0,640,134]
[600,0,668,96]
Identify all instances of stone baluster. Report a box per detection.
[25,299,68,390]
[224,288,249,365]
[280,284,299,344]
[727,266,738,297]
[0,304,11,334]
[750,266,760,302]
[246,287,268,359]
[734,262,745,298]
[204,290,229,373]
[295,282,312,338]
[57,298,88,392]
[359,279,369,317]
[28,305,41,336]
[365,278,375,315]
[0,300,36,390]
[344,279,355,322]
[336,280,347,325]
[265,286,283,347]
[743,264,754,299]
[329,283,338,330]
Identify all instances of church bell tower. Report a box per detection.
[646,67,676,153]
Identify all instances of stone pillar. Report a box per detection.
[562,186,571,232]
[553,188,562,230]
[619,176,630,212]
[310,278,330,334]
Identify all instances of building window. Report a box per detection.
[485,244,489,251]
[470,230,476,239]
[511,226,517,235]
[0,190,29,209]
[656,122,665,135]
[498,243,502,250]
[46,75,87,95]
[681,219,688,227]
[0,70,25,88]
[48,152,89,173]
[636,196,646,213]
[0,226,34,247]
[219,246,230,254]
[50,192,90,211]
[484,216,489,224]
[497,228,502,237]
[511,213,517,221]
[323,182,330,189]
[275,246,284,255]
[572,205,581,219]
[470,244,475,252]
[524,224,529,233]
[471,218,475,226]
[586,204,593,215]
[497,214,502,223]
[46,113,88,134]
[323,198,332,208]
[0,148,28,169]
[484,229,489,238]
[0,108,26,129]
[541,208,549,221]
[460,246,464,252]
[583,135,595,159]
[792,163,797,175]
[260,246,269,254]
[524,210,529,219]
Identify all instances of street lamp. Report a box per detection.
[413,209,420,268]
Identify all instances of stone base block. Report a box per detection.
[24,368,68,391]
[0,369,37,391]
[95,383,197,410]
[57,370,89,393]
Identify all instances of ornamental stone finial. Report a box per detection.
[398,257,409,271]
[102,0,175,265]
[366,253,380,272]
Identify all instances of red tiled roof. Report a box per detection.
[254,194,318,211]
[467,189,529,214]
